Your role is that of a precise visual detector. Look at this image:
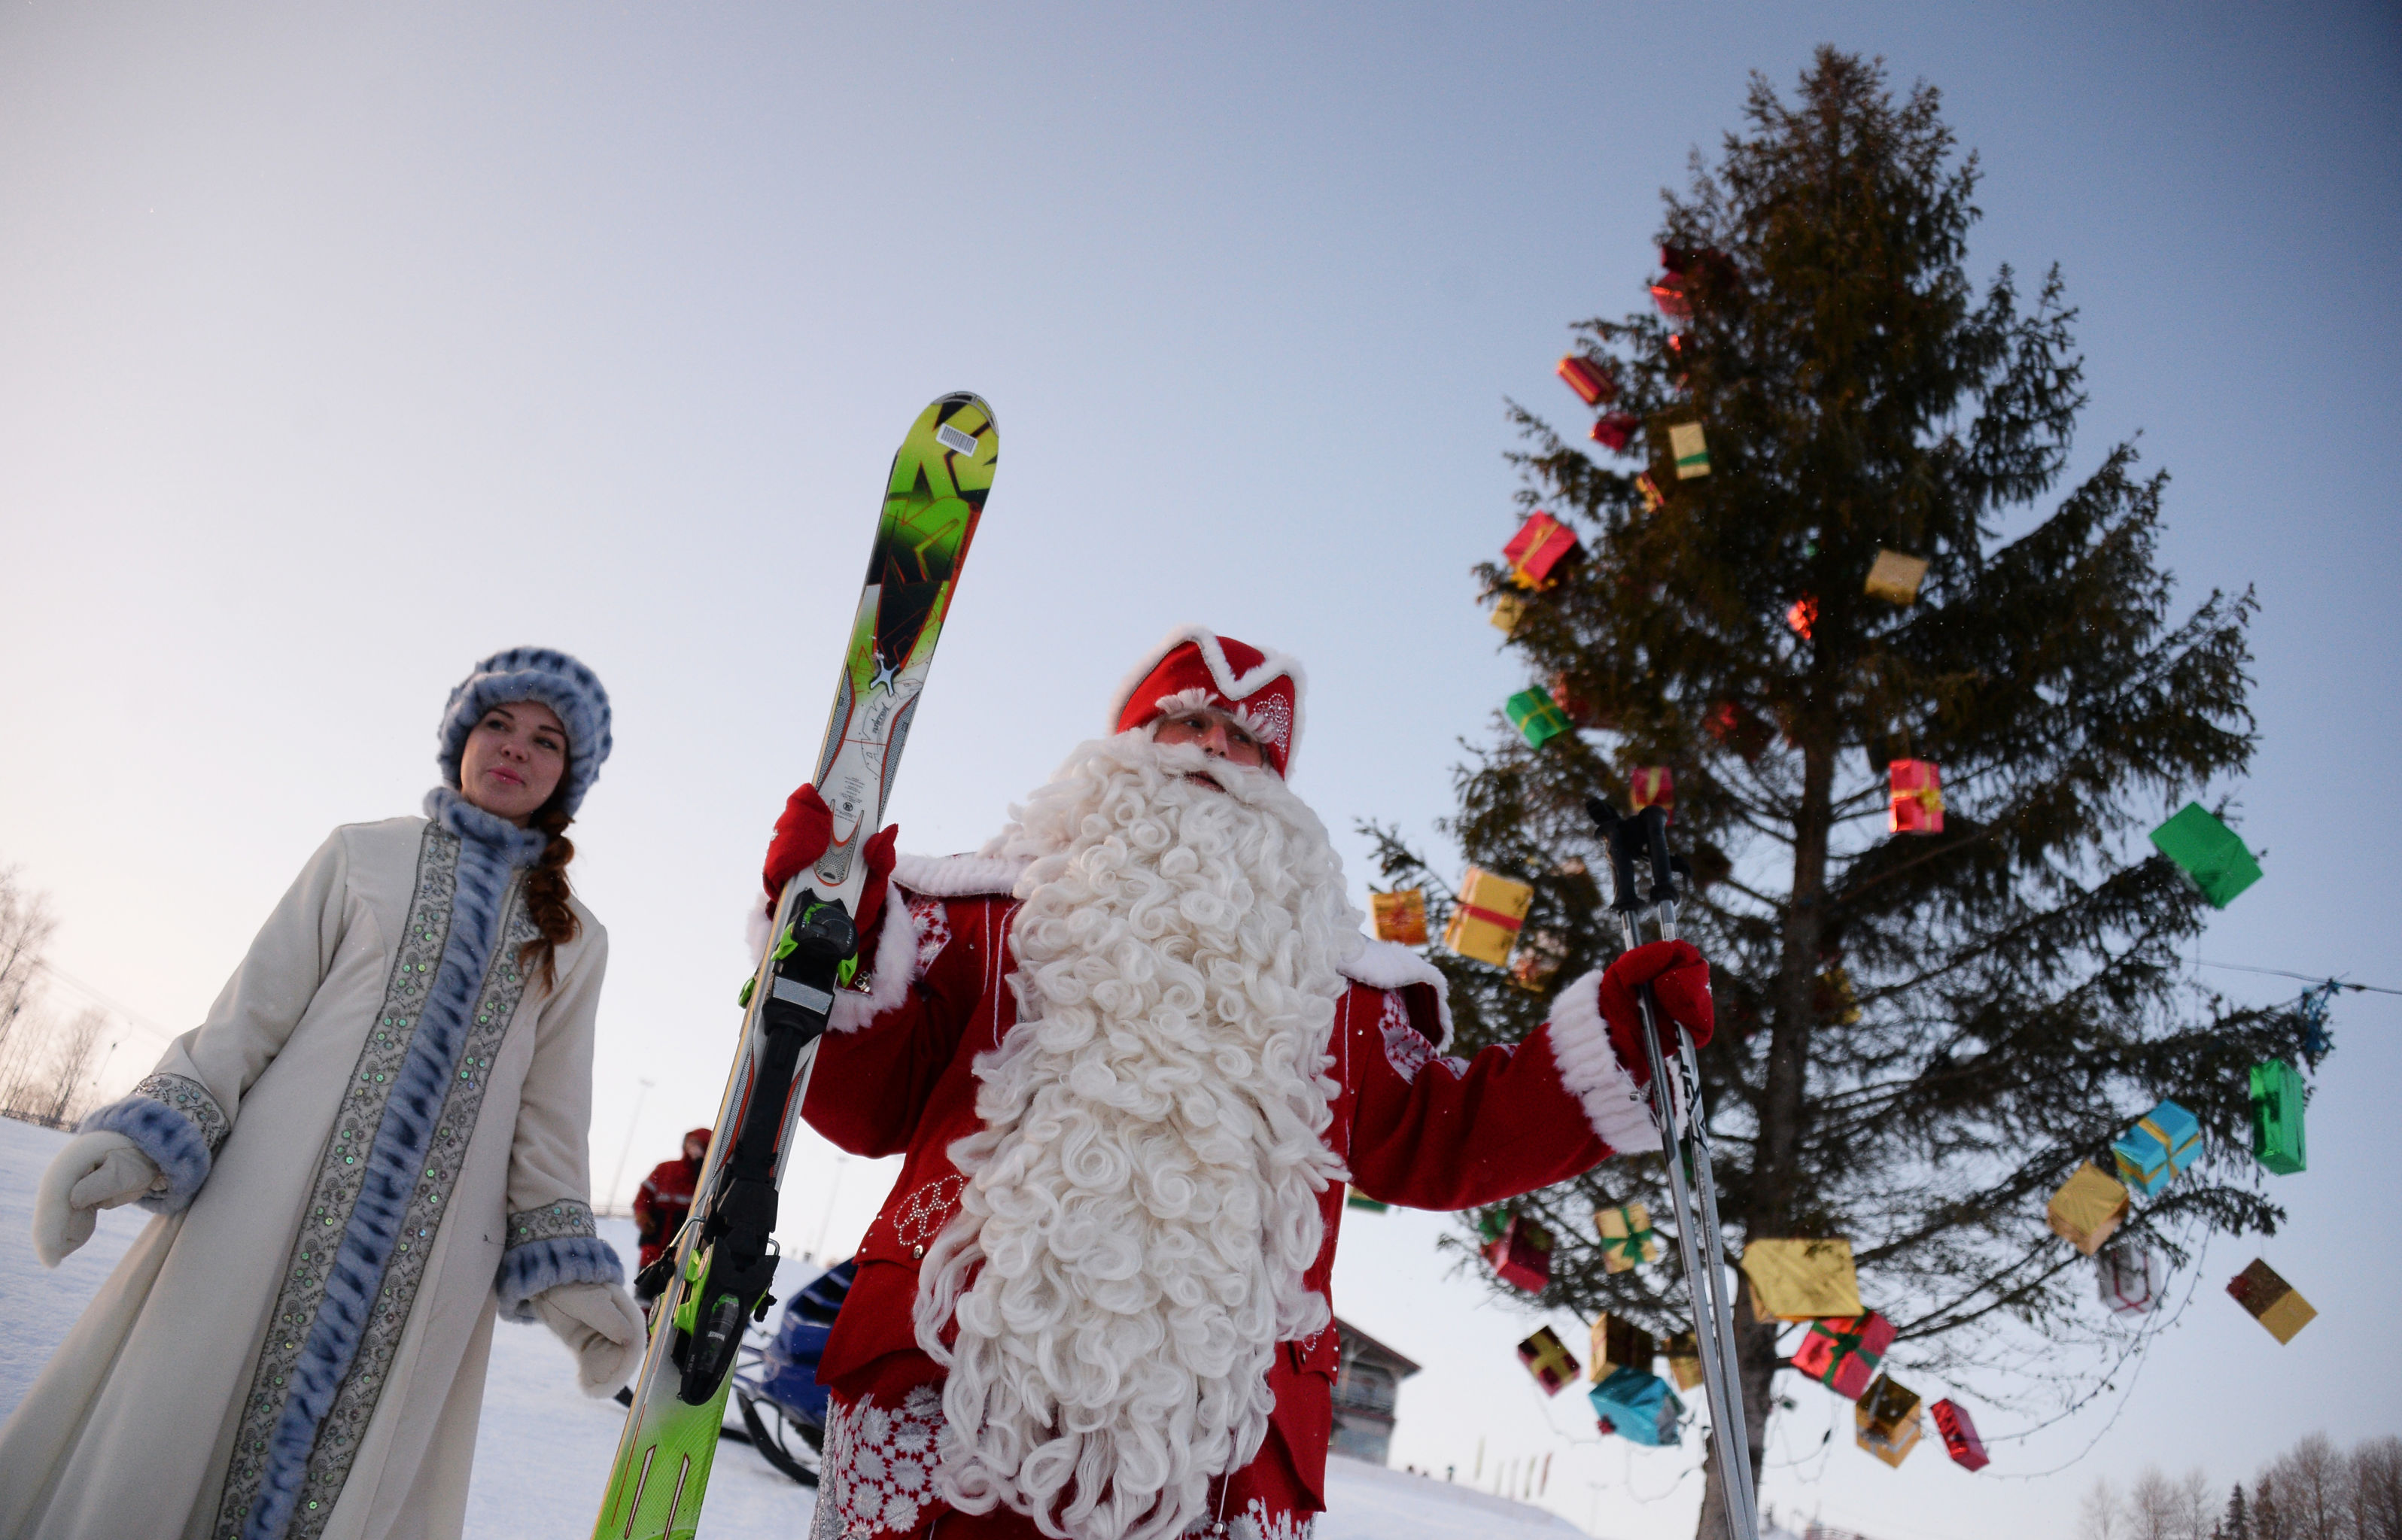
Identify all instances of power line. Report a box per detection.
[2196,959,2402,998]
[28,959,181,1041]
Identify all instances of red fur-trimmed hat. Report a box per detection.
[1108,625,1306,778]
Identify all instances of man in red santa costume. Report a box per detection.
[759,626,1713,1540]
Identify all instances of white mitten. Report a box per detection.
[33,1130,161,1268]
[531,1280,649,1396]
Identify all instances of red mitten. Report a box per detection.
[1595,940,1714,1086]
[762,784,898,943]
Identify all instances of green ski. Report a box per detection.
[592,391,997,1540]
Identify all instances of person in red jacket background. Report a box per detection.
[631,1126,710,1299]
[761,626,1714,1540]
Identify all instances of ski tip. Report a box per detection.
[933,390,994,431]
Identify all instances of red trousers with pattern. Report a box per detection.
[809,1352,1317,1540]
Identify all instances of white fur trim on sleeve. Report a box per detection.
[1338,939,1455,1050]
[740,881,926,1034]
[890,852,1029,898]
[1546,968,1662,1154]
[828,887,922,1034]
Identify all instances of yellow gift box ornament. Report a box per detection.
[2045,1162,2130,1256]
[1441,867,1534,967]
[1489,591,1528,637]
[1863,548,1929,606]
[1370,888,1428,946]
[1588,1314,1656,1381]
[1738,1238,1863,1320]
[1854,1374,1924,1468]
[1662,1331,1704,1391]
[1595,1202,1660,1273]
[1667,420,1712,479]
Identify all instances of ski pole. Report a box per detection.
[1587,799,1759,1540]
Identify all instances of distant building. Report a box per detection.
[1328,1316,1421,1466]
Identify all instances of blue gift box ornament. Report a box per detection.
[1589,1365,1686,1447]
[2112,1099,2202,1196]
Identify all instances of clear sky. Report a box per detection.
[1,4,2394,1535]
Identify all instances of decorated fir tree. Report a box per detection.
[1370,49,2312,1529]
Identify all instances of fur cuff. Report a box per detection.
[743,882,926,1034]
[497,1234,625,1322]
[1546,970,1662,1155]
[1339,939,1455,1049]
[83,1080,223,1213]
[829,886,922,1034]
[891,851,1029,898]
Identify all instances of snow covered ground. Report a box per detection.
[0,1115,1586,1538]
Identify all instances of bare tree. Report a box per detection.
[2130,1468,2220,1540]
[2085,1477,2130,1540]
[0,864,59,1066]
[2268,1433,2355,1540]
[2352,1438,2402,1540]
[36,1006,110,1125]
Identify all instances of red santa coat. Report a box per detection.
[801,853,1660,1510]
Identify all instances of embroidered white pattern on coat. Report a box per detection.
[1376,992,1431,1083]
[1236,1499,1315,1540]
[892,1174,965,1250]
[812,1385,944,1538]
[908,895,950,975]
[1184,1499,1316,1539]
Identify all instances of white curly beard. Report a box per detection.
[912,732,1361,1540]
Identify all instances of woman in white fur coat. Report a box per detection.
[0,647,647,1540]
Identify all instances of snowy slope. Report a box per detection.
[0,1116,1589,1537]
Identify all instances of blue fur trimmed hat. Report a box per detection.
[437,647,613,816]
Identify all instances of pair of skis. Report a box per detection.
[592,393,998,1540]
[1586,799,1760,1540]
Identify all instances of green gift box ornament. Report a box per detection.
[1507,688,1573,749]
[2250,1059,2306,1174]
[2148,803,2262,908]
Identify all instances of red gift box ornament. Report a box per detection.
[1791,1311,1895,1401]
[1634,471,1668,514]
[1590,414,1640,452]
[1628,766,1674,821]
[1649,275,1692,321]
[1504,512,1581,591]
[1484,1212,1555,1292]
[1516,1326,1581,1396]
[1557,354,1617,406]
[1888,760,1944,834]
[1550,671,1610,731]
[1930,1399,1990,1472]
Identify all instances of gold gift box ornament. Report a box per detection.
[1595,1202,1660,1273]
[2228,1258,2317,1344]
[1863,548,1929,606]
[1370,888,1428,946]
[1667,420,1712,479]
[1662,1331,1704,1391]
[1442,867,1534,967]
[2046,1163,2130,1256]
[1588,1314,1656,1382]
[1738,1238,1864,1321]
[1855,1373,1924,1469]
